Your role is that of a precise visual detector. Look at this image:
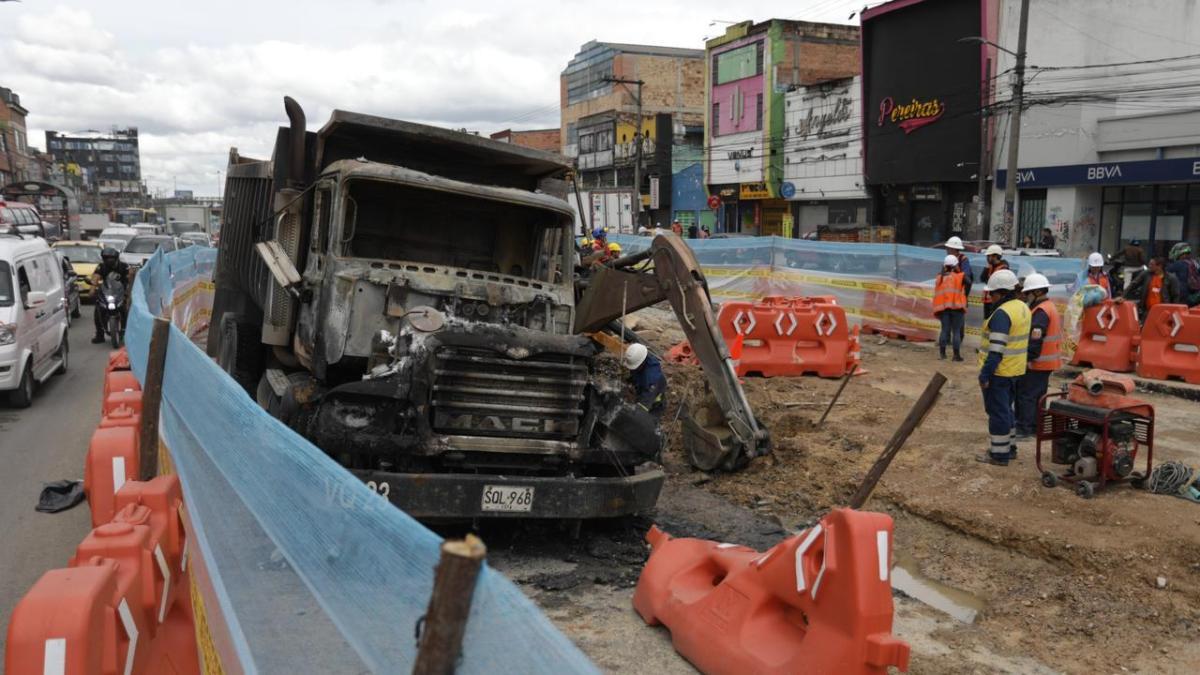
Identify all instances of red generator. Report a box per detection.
[1035,369,1154,498]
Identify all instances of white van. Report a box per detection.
[98,226,139,250]
[0,234,70,407]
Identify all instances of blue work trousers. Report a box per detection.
[1015,369,1051,436]
[982,375,1017,459]
[937,310,964,355]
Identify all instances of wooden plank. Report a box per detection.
[138,316,170,480]
[413,534,487,675]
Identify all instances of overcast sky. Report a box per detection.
[0,0,864,196]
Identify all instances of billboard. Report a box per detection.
[863,0,982,184]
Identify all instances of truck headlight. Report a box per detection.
[0,323,14,346]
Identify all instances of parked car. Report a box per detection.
[179,232,212,248]
[0,233,70,407]
[56,252,81,319]
[52,240,105,302]
[119,234,178,267]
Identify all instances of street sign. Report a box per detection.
[707,195,721,210]
[780,182,796,199]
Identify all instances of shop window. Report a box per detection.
[712,102,720,136]
[755,93,764,131]
[1124,185,1153,202]
[1101,203,1121,256]
[1103,187,1122,203]
[1121,202,1152,243]
[1017,189,1047,245]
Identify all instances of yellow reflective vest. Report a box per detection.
[977,298,1032,377]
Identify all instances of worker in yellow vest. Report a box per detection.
[977,269,1031,466]
[933,254,967,361]
[1014,273,1060,439]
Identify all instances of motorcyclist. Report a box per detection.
[91,247,132,344]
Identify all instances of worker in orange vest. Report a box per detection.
[1014,273,1060,439]
[1084,252,1111,297]
[980,244,1010,320]
[933,254,968,361]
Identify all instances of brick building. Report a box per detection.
[45,127,143,212]
[489,128,561,153]
[0,86,37,186]
[705,20,859,236]
[561,41,705,231]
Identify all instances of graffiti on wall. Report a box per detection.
[1048,205,1069,244]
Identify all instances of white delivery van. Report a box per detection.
[0,233,70,407]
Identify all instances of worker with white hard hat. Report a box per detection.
[933,254,968,361]
[1084,252,1111,297]
[976,268,1031,466]
[1014,272,1060,439]
[943,236,973,295]
[979,244,1010,320]
[623,343,668,418]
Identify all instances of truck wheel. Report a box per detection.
[218,313,263,394]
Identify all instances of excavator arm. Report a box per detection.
[574,235,771,471]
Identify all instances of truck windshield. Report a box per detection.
[0,261,13,307]
[343,179,569,284]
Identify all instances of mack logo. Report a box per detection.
[1087,165,1122,181]
[438,412,571,435]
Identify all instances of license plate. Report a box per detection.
[481,485,534,513]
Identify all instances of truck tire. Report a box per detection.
[218,313,263,394]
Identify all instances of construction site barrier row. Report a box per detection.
[12,245,598,674]
[611,234,1088,348]
[1072,300,1200,383]
[716,296,860,378]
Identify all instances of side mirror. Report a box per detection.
[255,241,302,297]
[26,291,47,308]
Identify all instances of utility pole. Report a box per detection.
[604,76,645,229]
[1001,0,1030,245]
[977,58,991,238]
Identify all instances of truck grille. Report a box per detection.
[431,347,587,441]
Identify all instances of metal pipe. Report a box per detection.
[283,96,307,187]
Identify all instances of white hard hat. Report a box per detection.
[623,343,648,370]
[945,236,964,250]
[985,244,1004,257]
[1087,252,1104,267]
[986,268,1019,292]
[943,254,959,267]
[1022,272,1050,292]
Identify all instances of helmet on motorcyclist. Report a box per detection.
[101,247,119,262]
[1022,272,1051,293]
[1087,252,1105,268]
[1169,242,1192,261]
[985,269,1019,292]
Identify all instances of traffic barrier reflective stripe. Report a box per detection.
[1136,304,1200,383]
[84,427,139,528]
[1070,299,1139,372]
[717,296,855,378]
[632,508,910,674]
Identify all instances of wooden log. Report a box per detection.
[817,369,856,426]
[138,316,170,480]
[413,534,487,675]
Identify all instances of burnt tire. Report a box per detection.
[218,313,263,395]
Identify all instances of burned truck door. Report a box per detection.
[297,179,336,363]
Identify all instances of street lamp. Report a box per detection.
[956,36,1018,56]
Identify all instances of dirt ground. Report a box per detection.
[496,305,1200,675]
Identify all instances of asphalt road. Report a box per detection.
[0,322,111,660]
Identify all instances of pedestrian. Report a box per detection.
[977,269,1030,466]
[591,227,608,252]
[1084,252,1111,297]
[934,255,968,361]
[979,244,1010,320]
[1014,273,1060,439]
[623,343,667,418]
[671,220,683,236]
[1167,242,1200,306]
[1122,239,1146,268]
[943,236,974,295]
[687,221,699,239]
[699,225,711,239]
[1040,227,1056,250]
[1121,256,1180,319]
[1021,235,1034,249]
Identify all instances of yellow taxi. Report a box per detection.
[52,240,105,301]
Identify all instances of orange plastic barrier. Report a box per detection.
[107,348,131,374]
[103,370,141,413]
[114,476,188,594]
[98,405,141,431]
[717,296,855,378]
[633,508,910,675]
[1071,300,1140,372]
[665,340,699,365]
[103,388,143,418]
[84,427,139,528]
[1136,304,1200,383]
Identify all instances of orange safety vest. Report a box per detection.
[1028,300,1062,371]
[932,271,967,314]
[1086,271,1111,295]
[982,260,1010,304]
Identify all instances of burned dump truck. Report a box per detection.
[209,97,768,520]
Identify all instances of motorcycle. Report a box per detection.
[98,272,127,348]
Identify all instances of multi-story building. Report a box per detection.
[561,41,705,232]
[0,86,37,185]
[489,128,561,153]
[44,127,143,212]
[989,0,1200,258]
[861,0,995,246]
[704,20,859,236]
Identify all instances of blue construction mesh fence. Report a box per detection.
[125,248,598,674]
[611,234,1093,345]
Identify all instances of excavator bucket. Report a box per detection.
[575,235,771,470]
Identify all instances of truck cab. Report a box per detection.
[210,100,662,520]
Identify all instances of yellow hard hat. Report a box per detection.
[608,242,622,253]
